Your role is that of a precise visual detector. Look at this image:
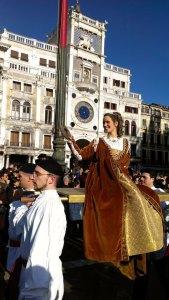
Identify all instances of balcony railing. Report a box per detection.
[21,143,31,147]
[4,29,57,52]
[10,116,31,122]
[72,11,105,30]
[75,81,97,94]
[43,145,52,149]
[104,63,130,75]
[9,141,33,148]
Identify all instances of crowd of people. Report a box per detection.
[0,112,169,300]
[132,170,169,191]
[0,156,67,300]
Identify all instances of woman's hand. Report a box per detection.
[60,126,74,143]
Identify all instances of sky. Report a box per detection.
[0,0,169,106]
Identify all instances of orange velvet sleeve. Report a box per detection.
[71,140,95,161]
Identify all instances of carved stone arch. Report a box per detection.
[125,120,129,136]
[76,138,90,148]
[11,99,20,119]
[45,105,52,124]
[131,121,136,137]
[22,101,31,121]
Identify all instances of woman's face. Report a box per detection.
[103,116,118,134]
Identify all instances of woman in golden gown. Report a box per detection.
[62,112,163,279]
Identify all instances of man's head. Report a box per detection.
[0,170,9,185]
[19,164,36,190]
[140,171,155,188]
[33,157,63,191]
[63,175,70,186]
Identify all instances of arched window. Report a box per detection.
[125,120,129,136]
[45,106,52,124]
[131,121,136,136]
[23,101,31,120]
[12,100,20,119]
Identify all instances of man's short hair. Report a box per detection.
[141,170,156,179]
[63,175,70,181]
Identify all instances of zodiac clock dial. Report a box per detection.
[75,101,94,123]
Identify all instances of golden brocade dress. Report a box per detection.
[70,136,163,278]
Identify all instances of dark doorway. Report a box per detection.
[70,139,90,170]
[76,139,90,149]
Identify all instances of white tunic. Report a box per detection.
[19,189,67,300]
[7,201,28,272]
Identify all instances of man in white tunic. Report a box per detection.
[7,163,36,272]
[19,158,66,300]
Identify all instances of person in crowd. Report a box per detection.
[6,163,36,273]
[0,203,7,299]
[73,179,81,188]
[140,171,165,192]
[79,169,88,188]
[155,177,167,190]
[166,176,169,192]
[0,169,10,203]
[18,157,66,300]
[61,112,163,288]
[0,170,10,276]
[62,175,71,188]
[73,166,83,181]
[140,170,169,300]
[134,176,140,184]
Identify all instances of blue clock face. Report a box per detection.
[75,101,94,123]
[79,106,90,119]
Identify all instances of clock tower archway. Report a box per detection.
[76,138,90,148]
[70,138,90,170]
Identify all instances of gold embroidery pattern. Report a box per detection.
[116,168,163,256]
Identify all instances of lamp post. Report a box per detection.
[53,0,68,168]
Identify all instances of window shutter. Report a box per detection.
[11,50,19,59]
[49,60,55,68]
[10,131,19,146]
[44,135,51,149]
[40,58,47,66]
[21,53,28,62]
[22,133,30,147]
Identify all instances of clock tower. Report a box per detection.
[65,5,107,164]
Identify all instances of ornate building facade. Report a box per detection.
[0,29,57,168]
[141,103,169,171]
[0,7,145,169]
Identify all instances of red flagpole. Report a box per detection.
[53,0,68,165]
[58,0,68,48]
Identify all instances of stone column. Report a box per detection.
[6,154,9,168]
[34,128,40,149]
[0,154,5,169]
[1,74,8,119]
[35,82,42,123]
